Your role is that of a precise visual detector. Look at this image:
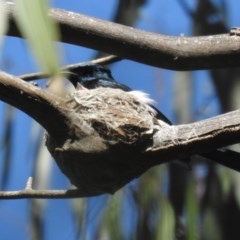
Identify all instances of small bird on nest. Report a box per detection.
[45,64,240,196]
[67,64,172,125]
[46,85,168,196]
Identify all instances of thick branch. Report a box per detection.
[150,110,240,160]
[0,71,69,140]
[5,2,240,70]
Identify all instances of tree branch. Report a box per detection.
[149,110,240,160]
[18,55,121,81]
[0,177,90,199]
[0,71,69,141]
[0,189,93,199]
[5,2,240,70]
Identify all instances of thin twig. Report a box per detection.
[18,55,122,81]
[25,177,33,190]
[0,188,97,199]
[0,177,96,199]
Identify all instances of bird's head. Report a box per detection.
[65,64,131,91]
[66,64,115,89]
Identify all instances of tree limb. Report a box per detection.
[0,71,69,141]
[149,111,240,159]
[18,55,121,81]
[0,189,92,199]
[5,2,240,70]
[0,176,88,199]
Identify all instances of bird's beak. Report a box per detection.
[61,71,86,90]
[61,71,78,87]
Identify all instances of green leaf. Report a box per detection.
[15,0,61,77]
[156,197,175,240]
[0,0,8,48]
[186,176,198,240]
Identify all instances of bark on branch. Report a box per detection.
[5,2,240,70]
[150,111,240,158]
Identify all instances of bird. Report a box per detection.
[65,64,240,173]
[46,86,169,196]
[66,64,172,125]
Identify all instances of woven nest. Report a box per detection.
[66,88,164,144]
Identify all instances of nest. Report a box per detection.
[66,88,163,145]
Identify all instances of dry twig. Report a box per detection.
[18,55,121,81]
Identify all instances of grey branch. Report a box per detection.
[18,55,122,81]
[0,177,85,199]
[5,2,240,70]
[0,71,69,141]
[0,189,92,199]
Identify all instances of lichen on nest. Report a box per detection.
[65,87,163,144]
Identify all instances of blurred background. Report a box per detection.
[0,0,240,239]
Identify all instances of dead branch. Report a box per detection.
[5,2,240,70]
[0,71,71,141]
[0,177,89,199]
[150,110,240,159]
[18,55,121,81]
[0,188,91,199]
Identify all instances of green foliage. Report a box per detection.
[219,168,232,198]
[156,197,175,240]
[186,175,198,240]
[0,0,8,48]
[201,208,222,240]
[97,193,125,240]
[15,0,61,77]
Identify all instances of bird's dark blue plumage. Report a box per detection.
[68,64,131,91]
[67,64,172,125]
